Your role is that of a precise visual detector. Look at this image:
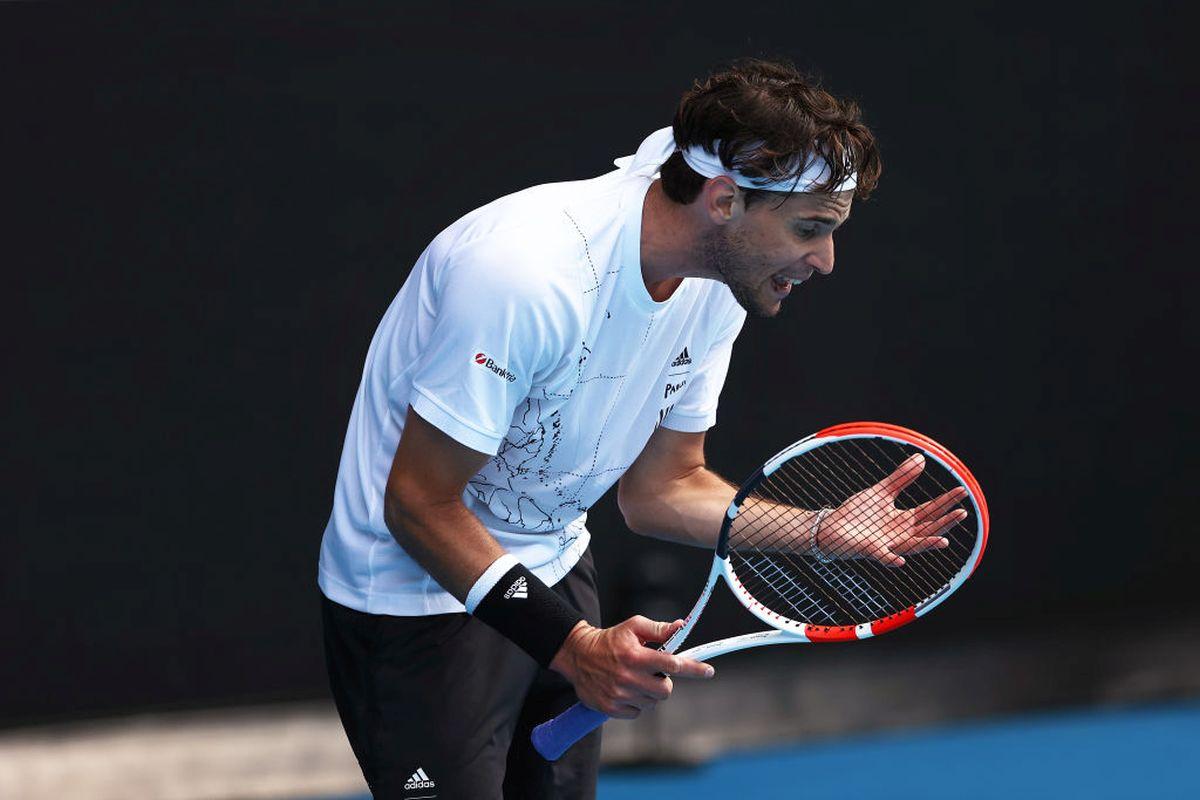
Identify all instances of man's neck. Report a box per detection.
[639,181,708,300]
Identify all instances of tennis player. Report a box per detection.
[318,58,881,798]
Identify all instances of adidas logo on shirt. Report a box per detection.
[404,766,436,790]
[670,347,692,367]
[504,576,528,599]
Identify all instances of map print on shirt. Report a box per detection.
[464,199,712,542]
[318,167,744,616]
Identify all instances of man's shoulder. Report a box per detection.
[421,176,631,306]
[435,174,628,264]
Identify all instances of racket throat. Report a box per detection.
[677,629,802,661]
[661,556,726,655]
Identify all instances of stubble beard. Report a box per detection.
[703,228,779,319]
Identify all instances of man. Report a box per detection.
[319,59,885,798]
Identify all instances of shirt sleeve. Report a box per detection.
[660,307,746,433]
[405,239,570,455]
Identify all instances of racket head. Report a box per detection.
[717,423,988,642]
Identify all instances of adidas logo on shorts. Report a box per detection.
[404,766,436,790]
[504,576,528,599]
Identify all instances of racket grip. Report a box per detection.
[531,702,609,761]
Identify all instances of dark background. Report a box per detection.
[5,3,1195,726]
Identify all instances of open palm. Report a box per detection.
[816,453,968,567]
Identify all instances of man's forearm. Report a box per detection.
[381,409,586,670]
[384,494,506,602]
[386,492,589,669]
[623,466,822,553]
[621,466,737,548]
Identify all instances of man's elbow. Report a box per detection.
[617,482,651,535]
[383,474,427,545]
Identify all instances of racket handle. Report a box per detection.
[531,702,609,761]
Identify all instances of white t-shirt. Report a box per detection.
[318,167,746,615]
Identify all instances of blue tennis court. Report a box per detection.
[600,702,1200,799]
[325,701,1199,799]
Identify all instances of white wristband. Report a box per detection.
[465,554,521,613]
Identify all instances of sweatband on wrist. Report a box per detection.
[465,554,520,613]
[466,557,585,668]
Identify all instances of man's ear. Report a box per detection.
[701,176,743,225]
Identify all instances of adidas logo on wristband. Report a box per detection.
[472,564,584,668]
[504,576,528,599]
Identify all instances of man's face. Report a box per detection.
[704,189,853,318]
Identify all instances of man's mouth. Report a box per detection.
[771,274,806,293]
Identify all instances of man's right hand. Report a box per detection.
[549,616,715,719]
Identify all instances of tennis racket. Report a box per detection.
[531,421,989,761]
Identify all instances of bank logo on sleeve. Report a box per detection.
[473,351,517,383]
[670,347,692,367]
[404,766,436,791]
[504,576,528,599]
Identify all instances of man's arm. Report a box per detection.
[384,407,504,596]
[617,426,741,548]
[620,427,829,553]
[384,408,712,719]
[618,426,823,552]
[618,426,965,563]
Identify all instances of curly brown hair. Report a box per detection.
[661,58,881,207]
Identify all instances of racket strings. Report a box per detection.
[768,438,972,588]
[739,455,945,611]
[817,437,975,598]
[732,499,951,626]
[775,441,971,602]
[743,474,935,623]
[736,553,841,623]
[732,498,908,624]
[792,448,969,597]
[823,438,973,584]
[739,484,907,623]
[735,508,876,624]
[771,445,972,614]
[726,438,976,627]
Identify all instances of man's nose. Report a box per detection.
[807,235,835,275]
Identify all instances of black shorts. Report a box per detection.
[321,548,602,800]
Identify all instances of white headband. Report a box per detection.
[614,126,857,194]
